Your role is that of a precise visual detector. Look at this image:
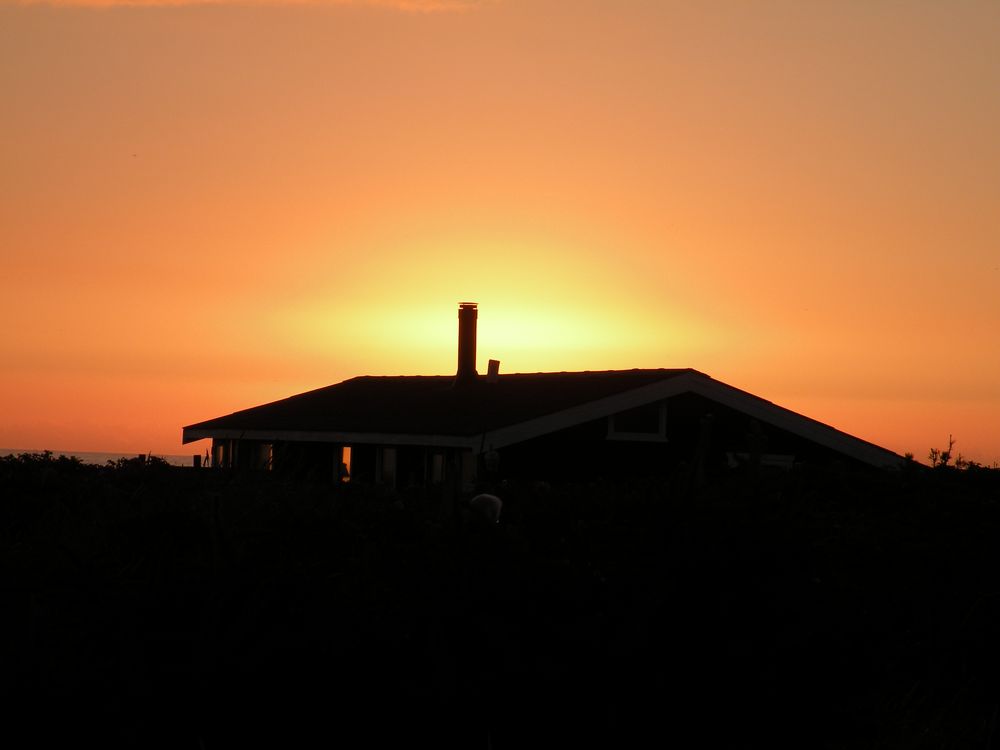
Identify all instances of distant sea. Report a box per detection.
[0,449,198,467]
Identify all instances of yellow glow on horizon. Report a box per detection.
[272,231,718,375]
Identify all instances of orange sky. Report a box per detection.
[2,0,998,465]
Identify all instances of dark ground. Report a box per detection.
[3,453,1000,749]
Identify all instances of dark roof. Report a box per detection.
[183,369,696,438]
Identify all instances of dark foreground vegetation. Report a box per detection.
[3,452,1000,749]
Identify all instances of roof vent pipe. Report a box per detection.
[486,359,500,383]
[456,302,478,384]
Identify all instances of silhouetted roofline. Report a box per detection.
[183,369,696,439]
[182,368,904,469]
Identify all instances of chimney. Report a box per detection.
[486,359,500,383]
[456,302,478,384]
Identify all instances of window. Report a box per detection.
[608,402,667,442]
[339,446,352,482]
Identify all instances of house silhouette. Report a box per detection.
[183,303,904,486]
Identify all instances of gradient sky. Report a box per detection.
[2,0,998,464]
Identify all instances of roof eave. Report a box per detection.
[182,426,477,450]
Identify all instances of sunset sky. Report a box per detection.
[2,0,998,464]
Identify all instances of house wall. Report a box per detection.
[212,438,272,471]
[213,438,350,481]
[271,441,339,480]
[352,445,441,487]
[370,445,473,491]
[493,416,673,482]
[208,391,870,486]
[489,394,868,482]
[664,392,868,470]
[211,439,477,492]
